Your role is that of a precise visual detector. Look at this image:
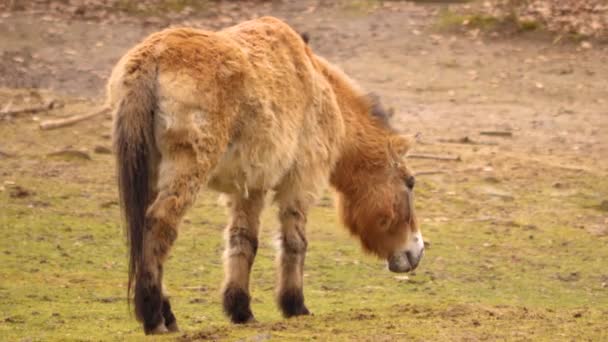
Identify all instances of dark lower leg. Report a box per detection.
[136,184,197,333]
[135,279,179,333]
[221,191,265,323]
[135,269,165,334]
[277,205,310,317]
[162,297,178,332]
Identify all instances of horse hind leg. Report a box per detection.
[161,293,178,332]
[222,190,266,323]
[135,150,204,334]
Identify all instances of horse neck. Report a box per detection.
[313,57,392,195]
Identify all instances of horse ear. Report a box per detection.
[367,92,393,123]
[300,32,310,44]
[388,135,413,159]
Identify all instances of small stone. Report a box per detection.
[477,186,514,201]
[73,5,86,16]
[394,275,410,282]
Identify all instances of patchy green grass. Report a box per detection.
[341,0,382,14]
[435,8,542,33]
[1,90,607,340]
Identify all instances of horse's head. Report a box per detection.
[383,135,424,273]
[336,96,424,273]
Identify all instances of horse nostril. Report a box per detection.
[405,250,422,270]
[406,175,415,190]
[405,251,414,265]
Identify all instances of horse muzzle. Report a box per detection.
[387,230,424,273]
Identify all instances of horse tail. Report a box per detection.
[111,52,158,303]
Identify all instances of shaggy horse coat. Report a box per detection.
[110,16,424,334]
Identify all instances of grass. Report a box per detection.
[342,0,382,13]
[435,8,542,33]
[1,90,607,340]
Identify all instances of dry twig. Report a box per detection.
[47,149,91,160]
[409,153,461,161]
[39,106,110,130]
[479,131,513,137]
[0,148,15,158]
[415,170,446,176]
[439,136,498,146]
[0,99,63,118]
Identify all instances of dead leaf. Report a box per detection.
[9,185,33,199]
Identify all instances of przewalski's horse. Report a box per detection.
[109,16,423,334]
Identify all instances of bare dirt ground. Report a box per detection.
[1,1,607,341]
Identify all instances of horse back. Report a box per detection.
[110,17,345,196]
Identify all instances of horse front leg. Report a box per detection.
[276,200,311,317]
[222,190,266,323]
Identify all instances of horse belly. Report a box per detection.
[207,138,296,194]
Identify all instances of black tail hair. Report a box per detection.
[112,59,157,308]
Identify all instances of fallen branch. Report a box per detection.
[47,149,91,160]
[0,148,15,158]
[39,106,110,130]
[415,170,446,176]
[408,153,461,161]
[438,136,498,146]
[0,99,63,118]
[479,130,513,137]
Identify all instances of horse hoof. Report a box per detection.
[231,312,255,324]
[293,306,311,317]
[146,323,169,335]
[283,305,311,318]
[279,290,311,318]
[166,321,179,332]
[224,287,255,324]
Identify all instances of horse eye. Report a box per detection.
[405,175,415,190]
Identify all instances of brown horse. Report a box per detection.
[109,16,424,334]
